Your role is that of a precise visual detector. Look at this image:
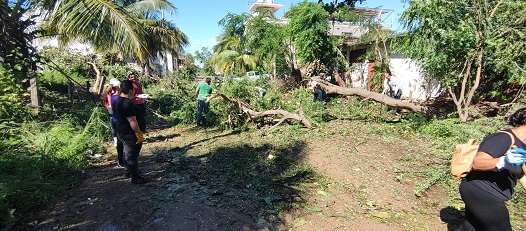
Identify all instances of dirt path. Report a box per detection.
[30,121,457,230]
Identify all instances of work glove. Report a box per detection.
[135,132,145,144]
[496,148,526,169]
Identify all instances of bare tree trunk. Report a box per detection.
[334,72,345,87]
[312,77,426,112]
[143,61,152,79]
[88,61,104,95]
[29,71,40,107]
[210,94,312,128]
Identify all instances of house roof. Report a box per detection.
[249,0,283,14]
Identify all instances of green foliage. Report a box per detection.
[286,2,337,69]
[0,0,38,81]
[245,11,286,73]
[396,0,526,119]
[0,66,29,122]
[43,0,188,62]
[146,74,196,125]
[194,47,215,76]
[0,106,107,229]
[318,0,363,16]
[38,46,93,80]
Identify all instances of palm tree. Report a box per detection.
[211,32,257,75]
[139,18,188,77]
[40,0,188,92]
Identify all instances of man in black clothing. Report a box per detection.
[112,80,149,184]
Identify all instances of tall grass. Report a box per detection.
[0,106,108,229]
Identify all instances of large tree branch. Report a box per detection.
[312,77,426,112]
[210,94,312,128]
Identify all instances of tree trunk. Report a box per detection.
[312,77,426,112]
[334,72,345,87]
[143,61,152,79]
[88,61,104,95]
[29,71,40,107]
[211,94,312,128]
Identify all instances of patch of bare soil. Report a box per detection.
[25,120,455,231]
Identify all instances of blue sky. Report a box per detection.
[167,0,408,54]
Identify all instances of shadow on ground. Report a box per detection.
[28,128,311,231]
[151,131,311,229]
[440,206,464,231]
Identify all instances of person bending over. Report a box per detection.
[195,77,212,127]
[459,107,526,230]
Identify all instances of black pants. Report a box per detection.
[116,138,124,166]
[135,103,146,132]
[118,133,143,179]
[459,181,511,231]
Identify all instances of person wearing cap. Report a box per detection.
[195,77,212,127]
[127,73,146,133]
[102,78,121,147]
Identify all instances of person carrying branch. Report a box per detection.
[195,77,212,127]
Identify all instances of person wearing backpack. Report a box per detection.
[459,107,526,230]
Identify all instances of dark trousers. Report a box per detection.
[197,100,209,126]
[108,109,117,138]
[459,181,512,231]
[116,138,124,166]
[135,103,146,132]
[118,133,143,179]
[392,89,402,114]
[313,88,323,102]
[110,120,117,138]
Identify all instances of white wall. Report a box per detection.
[349,55,442,101]
[389,55,441,101]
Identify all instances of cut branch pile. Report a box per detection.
[210,94,312,129]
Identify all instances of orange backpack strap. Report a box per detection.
[497,130,516,149]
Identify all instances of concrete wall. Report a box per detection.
[349,54,442,101]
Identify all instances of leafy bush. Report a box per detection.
[0,66,28,122]
[0,106,107,229]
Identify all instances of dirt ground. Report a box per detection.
[26,120,459,231]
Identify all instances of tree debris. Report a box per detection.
[210,94,312,128]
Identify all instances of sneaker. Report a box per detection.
[131,177,150,185]
[124,170,142,178]
[112,137,117,147]
[114,164,125,169]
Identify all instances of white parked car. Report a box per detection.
[246,71,260,81]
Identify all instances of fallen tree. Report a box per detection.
[312,77,427,113]
[210,94,312,129]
